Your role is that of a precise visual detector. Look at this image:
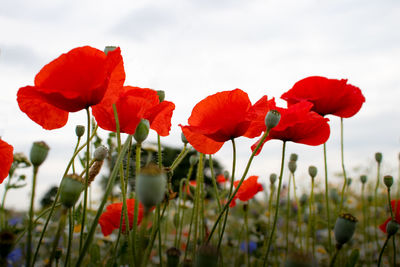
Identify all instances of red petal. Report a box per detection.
[145,100,175,136]
[17,86,69,130]
[243,96,276,138]
[0,140,13,183]
[379,217,391,234]
[180,125,224,154]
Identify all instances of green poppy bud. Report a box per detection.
[93,145,108,161]
[386,220,400,236]
[59,174,85,208]
[181,132,188,144]
[104,46,117,55]
[375,152,382,163]
[223,170,230,179]
[360,175,367,184]
[166,247,181,267]
[157,90,165,102]
[136,164,167,210]
[75,125,85,137]
[334,213,358,245]
[194,245,219,267]
[134,119,150,144]
[265,110,281,130]
[288,161,297,174]
[383,175,393,188]
[189,154,198,166]
[308,166,317,179]
[30,141,50,167]
[290,153,298,162]
[269,173,277,184]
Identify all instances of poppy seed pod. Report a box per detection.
[134,119,150,144]
[181,132,188,144]
[194,245,219,267]
[308,166,317,179]
[166,247,181,267]
[136,164,167,210]
[104,46,117,55]
[270,173,277,184]
[157,90,165,102]
[30,141,50,167]
[290,153,298,162]
[189,155,198,166]
[383,175,393,188]
[75,125,85,137]
[386,220,400,236]
[265,109,281,130]
[288,161,297,173]
[334,213,358,245]
[360,175,367,184]
[375,152,382,163]
[93,145,108,161]
[59,174,85,208]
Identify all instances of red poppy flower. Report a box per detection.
[180,89,275,154]
[230,175,263,207]
[379,200,400,233]
[0,139,14,184]
[99,199,144,236]
[17,46,123,130]
[281,76,365,118]
[251,101,330,155]
[92,86,175,136]
[216,174,228,184]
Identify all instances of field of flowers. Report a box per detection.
[0,46,399,266]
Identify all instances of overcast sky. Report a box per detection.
[1,0,399,210]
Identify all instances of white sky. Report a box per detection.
[1,0,399,210]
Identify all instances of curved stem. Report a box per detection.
[323,143,332,254]
[338,118,347,214]
[329,244,342,267]
[377,236,391,267]
[263,141,287,266]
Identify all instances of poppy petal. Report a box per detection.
[243,96,276,138]
[0,139,13,184]
[180,125,224,154]
[145,101,175,136]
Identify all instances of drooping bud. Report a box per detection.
[30,141,50,167]
[104,46,117,55]
[360,175,367,184]
[386,220,400,236]
[157,90,165,102]
[308,166,317,179]
[181,132,188,144]
[334,213,358,245]
[269,173,277,184]
[166,247,181,267]
[59,174,85,208]
[136,164,167,210]
[383,175,393,188]
[289,153,298,162]
[189,154,198,166]
[288,161,297,174]
[134,119,150,144]
[265,110,281,130]
[194,245,219,267]
[375,152,382,163]
[75,125,85,137]
[93,145,108,161]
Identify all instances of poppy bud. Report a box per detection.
[93,145,108,161]
[334,213,357,245]
[30,141,50,167]
[166,247,181,267]
[383,175,393,188]
[308,166,317,179]
[288,161,297,174]
[289,153,298,162]
[181,132,188,144]
[134,119,150,144]
[270,173,277,184]
[59,174,85,208]
[223,171,230,179]
[136,164,167,210]
[157,90,165,102]
[360,175,367,184]
[386,220,400,236]
[189,155,198,166]
[194,245,219,267]
[75,125,85,137]
[265,110,281,130]
[104,46,117,55]
[375,152,382,163]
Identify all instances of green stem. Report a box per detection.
[131,142,142,264]
[285,173,291,259]
[157,134,162,169]
[79,107,91,252]
[329,244,342,267]
[311,178,315,258]
[27,166,39,267]
[192,153,204,260]
[175,178,187,247]
[263,141,287,266]
[244,204,250,267]
[64,208,74,267]
[169,144,188,172]
[361,183,367,261]
[374,161,382,251]
[377,236,391,267]
[387,188,396,266]
[47,208,68,267]
[338,118,347,214]
[71,136,81,173]
[323,143,332,254]
[292,172,303,252]
[157,204,163,267]
[208,155,222,237]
